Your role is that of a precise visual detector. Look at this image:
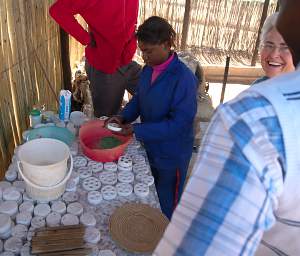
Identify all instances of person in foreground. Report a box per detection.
[253,11,294,84]
[49,0,141,117]
[154,0,300,255]
[107,16,197,219]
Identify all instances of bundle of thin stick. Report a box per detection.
[31,225,91,255]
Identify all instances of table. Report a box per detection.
[1,136,160,256]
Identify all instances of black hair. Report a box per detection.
[136,16,176,48]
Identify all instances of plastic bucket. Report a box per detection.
[18,138,70,186]
[79,120,132,162]
[17,155,73,202]
[25,126,75,146]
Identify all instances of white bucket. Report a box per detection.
[18,138,70,186]
[17,155,73,202]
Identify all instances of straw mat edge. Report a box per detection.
[109,203,169,253]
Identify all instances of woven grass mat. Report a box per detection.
[109,203,169,253]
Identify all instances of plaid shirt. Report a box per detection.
[154,91,286,256]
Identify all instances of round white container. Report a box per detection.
[17,155,73,202]
[0,214,12,237]
[18,138,70,186]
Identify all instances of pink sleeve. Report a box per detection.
[49,0,90,46]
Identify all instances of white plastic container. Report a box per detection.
[18,138,70,186]
[17,155,73,202]
[29,109,41,128]
[70,111,86,127]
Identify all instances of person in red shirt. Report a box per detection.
[49,0,141,117]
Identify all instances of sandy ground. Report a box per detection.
[209,83,250,108]
[186,83,250,183]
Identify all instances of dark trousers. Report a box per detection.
[85,61,141,117]
[151,160,190,220]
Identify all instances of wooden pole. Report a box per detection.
[60,28,72,91]
[181,0,191,50]
[220,56,230,104]
[250,0,270,66]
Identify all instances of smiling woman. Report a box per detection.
[253,12,295,84]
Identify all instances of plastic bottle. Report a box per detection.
[29,109,41,128]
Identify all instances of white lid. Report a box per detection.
[3,187,21,201]
[103,162,117,172]
[134,183,149,197]
[62,192,79,204]
[131,154,146,164]
[46,212,61,227]
[12,180,26,193]
[67,202,83,216]
[82,177,101,191]
[98,250,116,256]
[61,213,79,226]
[0,252,15,256]
[34,204,51,217]
[11,224,28,239]
[117,171,134,183]
[5,170,17,182]
[84,227,101,244]
[116,183,133,197]
[87,161,103,173]
[0,214,12,234]
[118,155,132,168]
[65,179,77,192]
[31,216,46,229]
[101,185,117,201]
[87,191,103,205]
[99,172,117,185]
[117,164,132,172]
[51,201,66,214]
[19,201,34,213]
[4,237,23,254]
[69,172,80,185]
[80,213,96,227]
[16,211,32,226]
[136,173,154,186]
[20,244,31,256]
[132,163,149,174]
[0,201,18,216]
[73,156,87,168]
[106,122,122,132]
[22,192,35,202]
[0,181,11,190]
[77,166,92,179]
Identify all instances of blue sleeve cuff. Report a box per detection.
[132,123,143,142]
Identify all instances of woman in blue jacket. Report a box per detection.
[107,16,197,219]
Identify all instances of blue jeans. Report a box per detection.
[151,159,190,220]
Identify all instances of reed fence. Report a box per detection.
[0,0,62,177]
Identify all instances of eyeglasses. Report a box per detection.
[261,43,291,54]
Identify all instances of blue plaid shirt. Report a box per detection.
[154,91,286,256]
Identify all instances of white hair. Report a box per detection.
[260,12,279,45]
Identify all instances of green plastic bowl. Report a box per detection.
[26,126,75,146]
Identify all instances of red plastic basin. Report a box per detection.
[79,120,132,162]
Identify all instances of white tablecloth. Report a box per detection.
[1,137,160,256]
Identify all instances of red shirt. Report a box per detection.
[49,0,139,74]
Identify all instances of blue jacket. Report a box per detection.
[121,53,198,169]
